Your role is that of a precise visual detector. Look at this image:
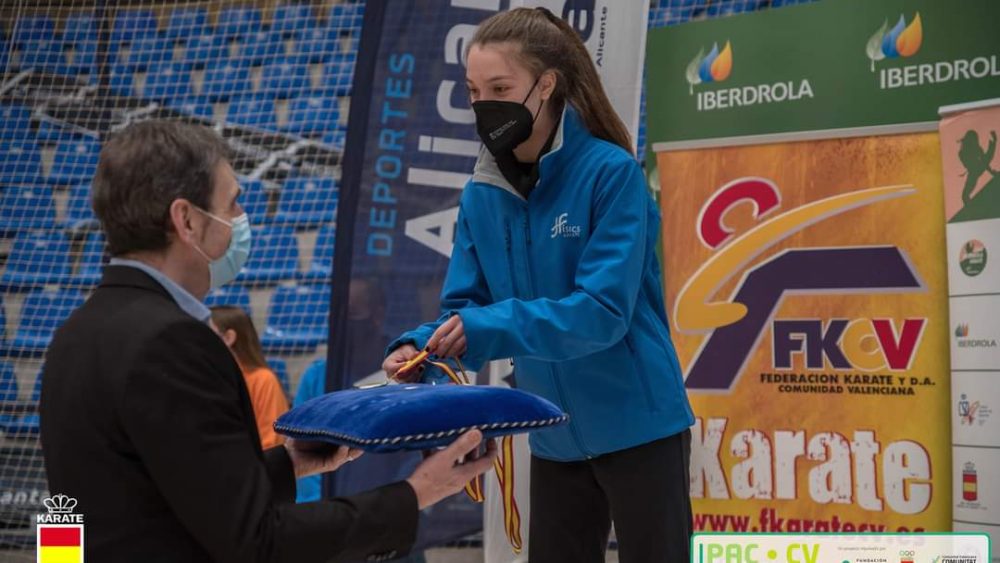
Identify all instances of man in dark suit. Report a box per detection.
[40,121,495,562]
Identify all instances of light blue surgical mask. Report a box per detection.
[193,207,252,289]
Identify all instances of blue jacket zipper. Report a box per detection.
[523,208,593,458]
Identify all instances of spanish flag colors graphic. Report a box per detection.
[37,526,82,563]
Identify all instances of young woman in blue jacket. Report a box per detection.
[384,8,695,562]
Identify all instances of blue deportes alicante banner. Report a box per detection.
[326,0,489,547]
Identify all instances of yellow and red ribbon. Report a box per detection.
[419,356,523,554]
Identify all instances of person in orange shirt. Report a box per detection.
[209,305,288,448]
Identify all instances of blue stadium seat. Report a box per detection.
[302,223,335,284]
[0,188,55,237]
[184,33,228,69]
[18,40,67,74]
[2,289,85,358]
[112,10,158,46]
[0,231,72,292]
[11,16,56,48]
[62,14,98,48]
[165,7,210,40]
[0,362,26,435]
[140,63,193,102]
[167,95,215,120]
[106,63,136,96]
[61,184,98,231]
[204,285,252,316]
[705,1,751,17]
[272,4,318,37]
[272,176,337,229]
[123,36,174,72]
[293,28,339,64]
[0,140,43,187]
[284,95,339,136]
[70,233,107,289]
[0,105,34,140]
[235,226,300,287]
[267,357,291,397]
[202,62,252,103]
[227,94,277,131]
[320,61,353,96]
[0,44,8,75]
[321,128,346,151]
[238,30,287,67]
[48,139,100,186]
[328,3,365,32]
[239,178,271,223]
[260,58,311,99]
[648,7,672,27]
[34,122,75,146]
[0,362,16,403]
[0,368,42,437]
[217,6,263,40]
[260,285,330,354]
[331,51,356,66]
[68,41,99,75]
[0,374,42,437]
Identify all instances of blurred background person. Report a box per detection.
[210,305,289,449]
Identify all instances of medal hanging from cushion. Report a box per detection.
[420,357,524,554]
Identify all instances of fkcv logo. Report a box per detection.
[37,494,84,563]
[676,178,925,391]
[866,12,923,71]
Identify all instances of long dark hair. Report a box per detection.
[470,8,633,154]
[209,305,267,371]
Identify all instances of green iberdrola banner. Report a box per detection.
[647,0,1000,146]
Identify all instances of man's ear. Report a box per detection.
[168,199,199,245]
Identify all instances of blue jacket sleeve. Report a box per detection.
[385,201,495,380]
[459,158,648,362]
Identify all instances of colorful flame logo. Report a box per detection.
[956,323,970,338]
[685,41,733,93]
[866,13,922,70]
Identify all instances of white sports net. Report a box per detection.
[0,0,812,557]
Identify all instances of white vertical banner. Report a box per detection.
[482,360,532,563]
[940,97,1000,563]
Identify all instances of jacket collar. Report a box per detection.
[98,265,188,313]
[471,105,590,200]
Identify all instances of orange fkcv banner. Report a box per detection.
[656,133,951,533]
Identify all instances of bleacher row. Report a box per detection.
[2,4,360,146]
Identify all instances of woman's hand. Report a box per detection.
[383,344,424,382]
[428,315,467,358]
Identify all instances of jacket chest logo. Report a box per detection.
[550,213,582,239]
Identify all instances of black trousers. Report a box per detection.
[528,430,692,563]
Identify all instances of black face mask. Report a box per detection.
[472,76,543,157]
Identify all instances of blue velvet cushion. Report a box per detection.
[274,383,568,452]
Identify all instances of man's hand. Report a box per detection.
[428,315,466,358]
[383,344,425,382]
[284,439,364,479]
[406,429,497,510]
